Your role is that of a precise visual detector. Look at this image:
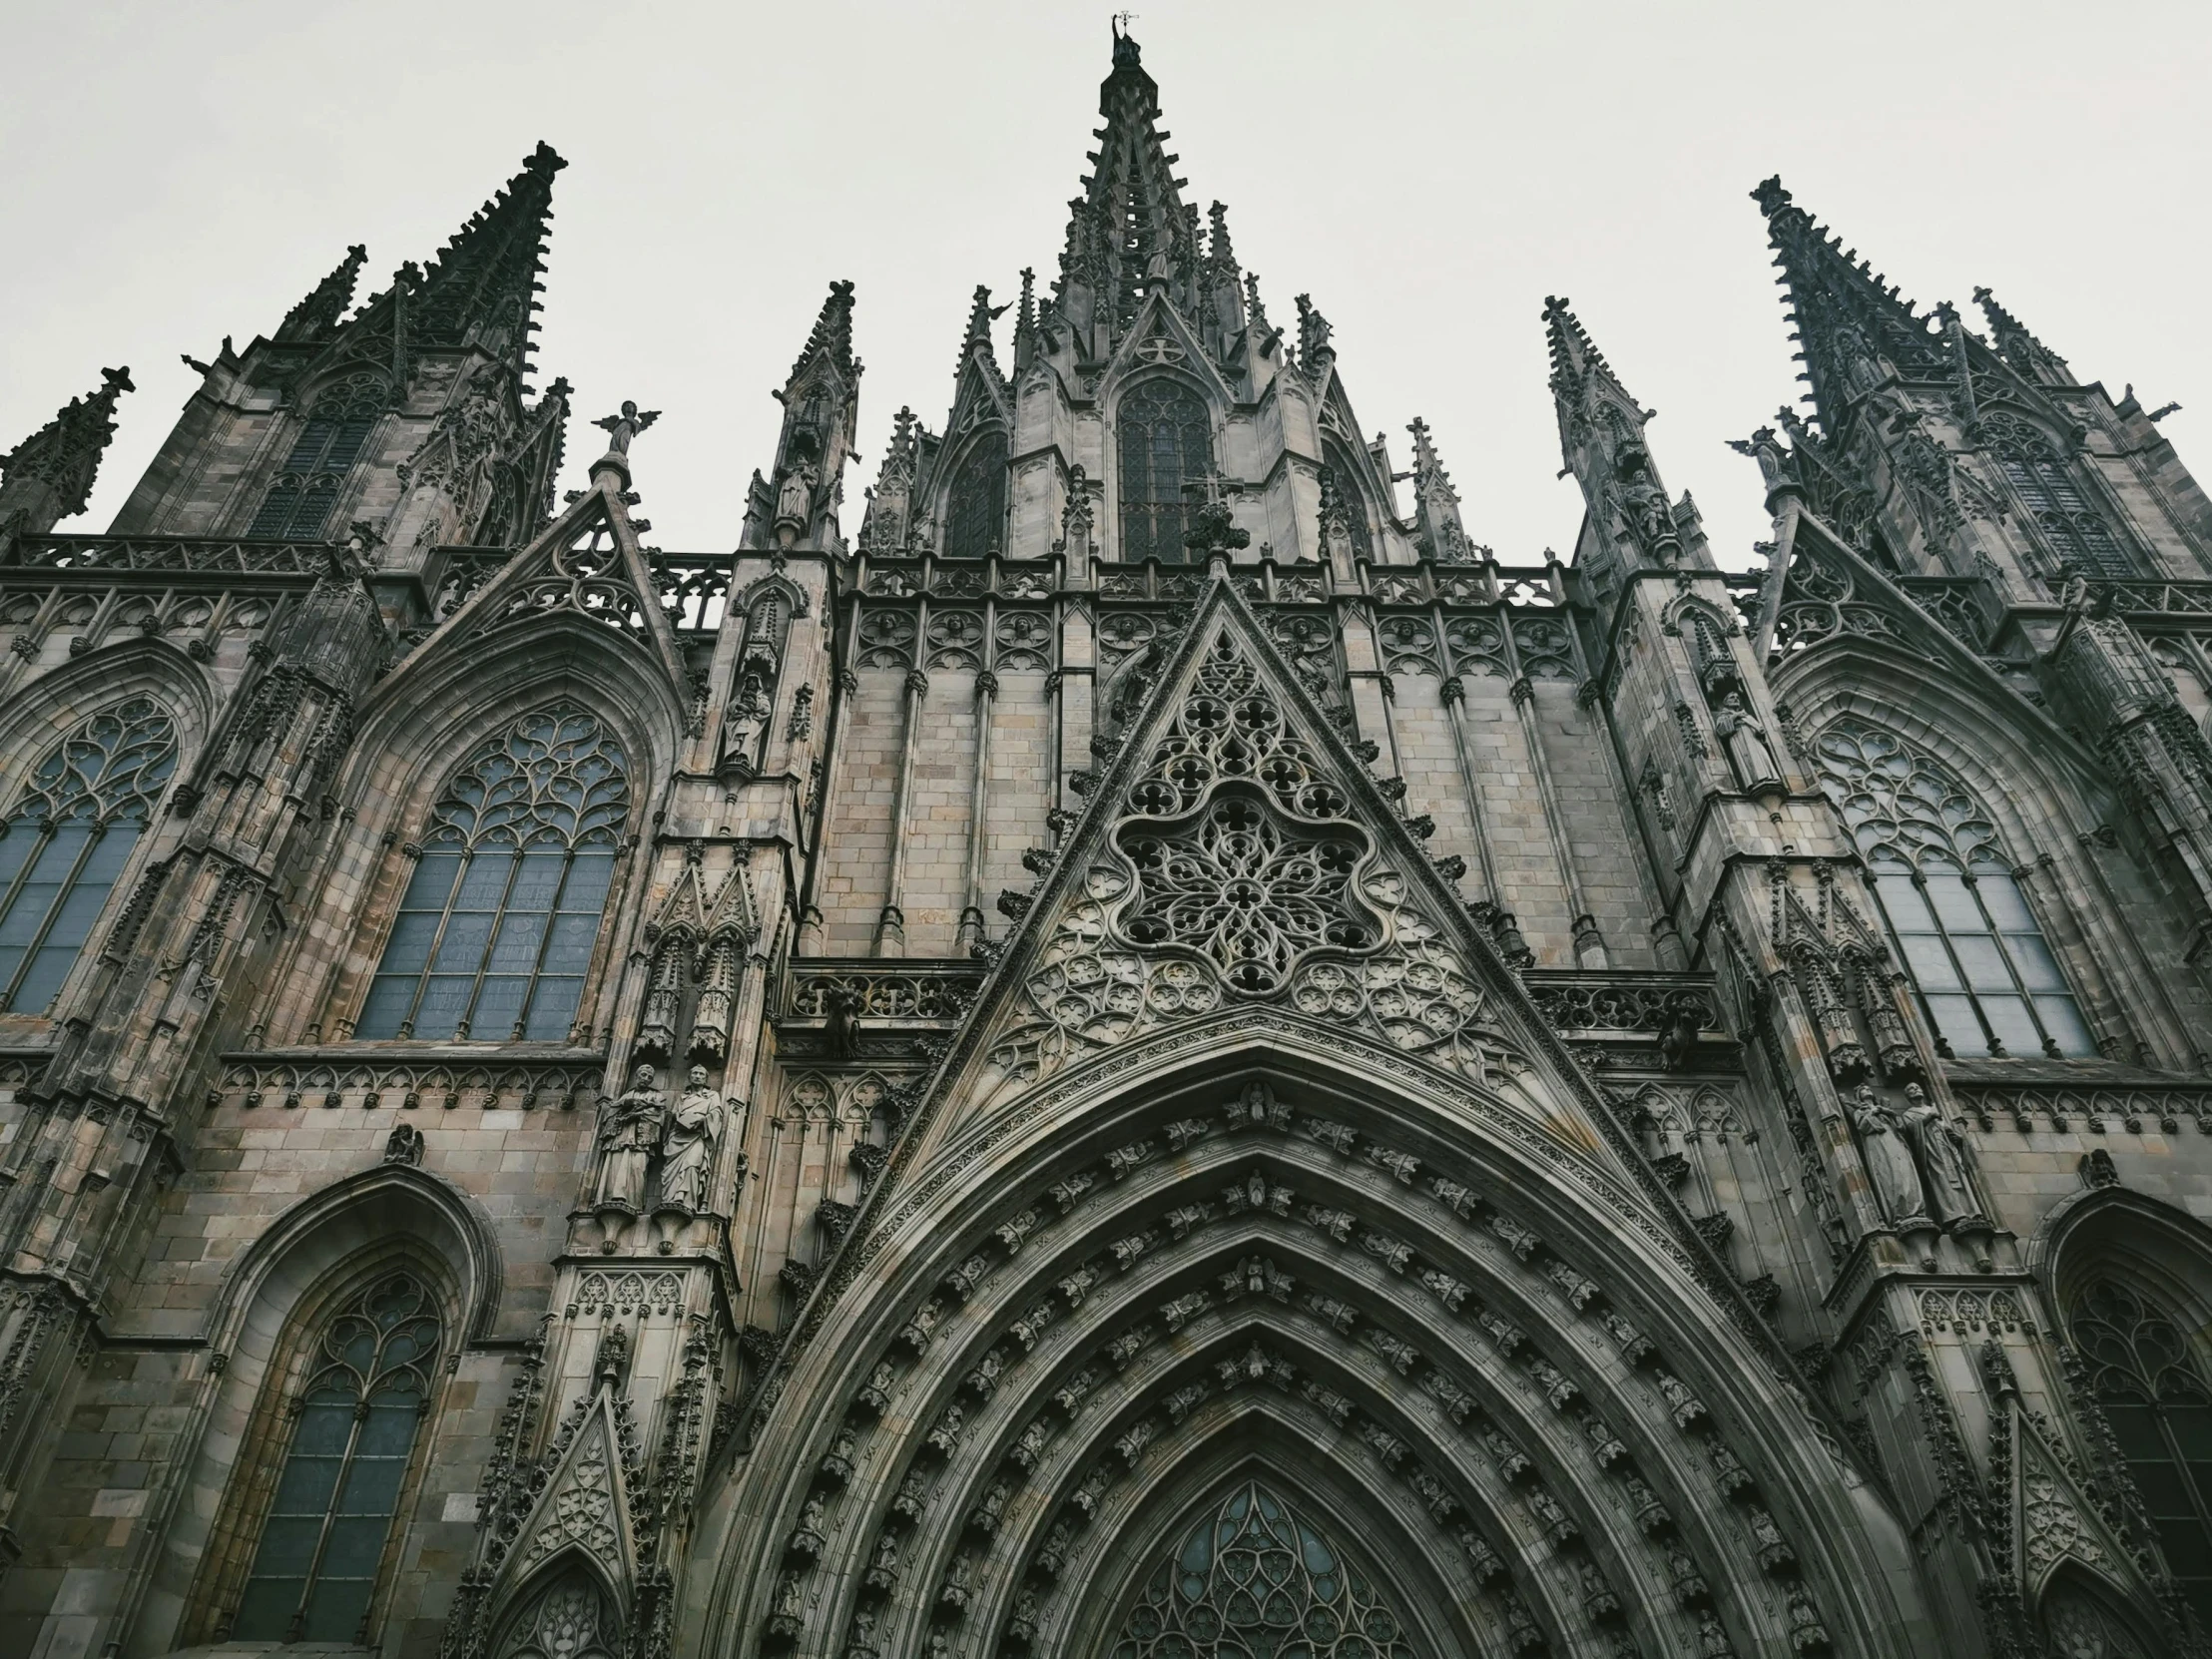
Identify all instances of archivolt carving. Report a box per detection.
[750,1084,1836,1657]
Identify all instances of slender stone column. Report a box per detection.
[1511,673,1607,966]
[1432,598,1527,964]
[958,668,1000,952]
[875,666,929,956]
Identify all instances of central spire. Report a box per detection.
[1054,23,1200,347]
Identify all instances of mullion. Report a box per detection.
[0,818,104,1012]
[1960,868,2063,1056]
[1904,870,2001,1056]
[455,848,526,1041]
[282,1387,370,1641]
[0,822,59,1000]
[393,846,469,1041]
[509,842,577,1040]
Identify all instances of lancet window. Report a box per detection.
[2069,1279,2212,1626]
[1111,1480,1417,1658]
[944,431,1009,558]
[1322,441,1373,558]
[1982,413,2132,580]
[229,1272,444,1643]
[0,698,177,1014]
[1813,721,2094,1058]
[357,706,630,1042]
[249,372,386,540]
[1118,378,1213,564]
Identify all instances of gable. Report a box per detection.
[895,579,1640,1170]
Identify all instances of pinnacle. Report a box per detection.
[1541,295,1617,401]
[0,365,135,528]
[405,141,566,371]
[1973,283,2070,376]
[274,243,368,344]
[790,279,859,386]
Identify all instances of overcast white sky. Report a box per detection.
[5,2,2207,571]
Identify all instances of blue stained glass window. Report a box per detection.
[1814,721,2095,1059]
[357,706,629,1042]
[0,698,177,1013]
[231,1272,444,1644]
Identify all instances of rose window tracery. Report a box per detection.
[1111,1480,1418,1659]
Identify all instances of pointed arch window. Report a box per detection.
[1982,413,2133,580]
[230,1272,444,1643]
[1118,378,1212,564]
[1112,1480,1417,1657]
[249,373,386,540]
[494,1574,620,1659]
[1813,721,2094,1058]
[0,698,177,1013]
[944,431,1009,558]
[1322,441,1373,558]
[2070,1279,2212,1625]
[357,707,630,1042]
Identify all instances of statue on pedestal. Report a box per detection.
[660,1064,724,1214]
[1850,1085,1932,1230]
[1713,693,1785,793]
[596,1063,667,1209]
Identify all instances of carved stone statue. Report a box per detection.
[659,1064,723,1214]
[774,463,818,545]
[1899,1082,1983,1228]
[1713,693,1785,793]
[722,648,777,776]
[1850,1085,1931,1229]
[596,1063,667,1209]
[592,399,660,455]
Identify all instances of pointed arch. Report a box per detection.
[247,370,390,539]
[486,1556,625,1659]
[1976,404,2136,580]
[696,1038,1932,1659]
[1111,374,1217,565]
[942,428,1011,559]
[0,684,184,1014]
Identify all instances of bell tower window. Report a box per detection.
[249,373,386,540]
[1118,378,1212,564]
[356,706,630,1042]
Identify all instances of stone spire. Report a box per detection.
[1053,22,1199,349]
[401,141,565,374]
[1405,417,1474,564]
[1012,267,1037,372]
[1972,284,2074,387]
[1544,296,1694,572]
[0,366,133,537]
[273,243,368,345]
[1752,176,1952,435]
[745,280,862,553]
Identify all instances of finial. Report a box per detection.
[1294,293,1333,365]
[1751,176,1793,218]
[590,401,659,483]
[0,365,136,533]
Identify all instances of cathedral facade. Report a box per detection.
[5,26,2212,1659]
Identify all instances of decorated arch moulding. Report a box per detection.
[2027,1184,2212,1333]
[714,1057,1911,1657]
[0,638,218,772]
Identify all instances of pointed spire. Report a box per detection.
[1013,268,1038,371]
[1541,293,1626,408]
[405,141,565,373]
[274,244,368,344]
[0,366,134,536]
[858,405,920,553]
[1972,284,2073,386]
[1405,417,1475,565]
[1206,202,1239,280]
[1054,21,1199,343]
[790,278,859,387]
[1752,176,1950,433]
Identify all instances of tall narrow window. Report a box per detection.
[1322,442,1373,558]
[357,706,630,1042]
[0,699,177,1013]
[943,432,1009,558]
[1112,1480,1416,1658]
[231,1272,444,1643]
[1983,414,2133,580]
[249,373,386,540]
[1814,721,2094,1058]
[1118,379,1212,564]
[2071,1279,2212,1627]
